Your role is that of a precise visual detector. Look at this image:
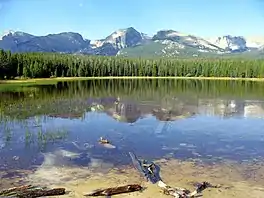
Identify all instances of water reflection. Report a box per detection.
[107,99,141,123]
[0,79,264,174]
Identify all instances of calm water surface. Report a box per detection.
[1,79,264,173]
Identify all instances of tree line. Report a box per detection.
[1,49,264,79]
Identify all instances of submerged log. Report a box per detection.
[16,188,66,198]
[0,185,33,196]
[84,184,143,196]
[0,185,65,198]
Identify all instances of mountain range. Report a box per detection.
[1,27,264,58]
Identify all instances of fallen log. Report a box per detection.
[84,184,143,196]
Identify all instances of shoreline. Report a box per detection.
[1,158,264,198]
[1,76,264,85]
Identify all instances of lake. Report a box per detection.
[1,79,264,197]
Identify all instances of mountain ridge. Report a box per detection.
[1,28,264,58]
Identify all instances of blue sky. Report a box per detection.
[1,0,264,40]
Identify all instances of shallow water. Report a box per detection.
[1,79,264,191]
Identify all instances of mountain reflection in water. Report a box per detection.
[0,79,264,173]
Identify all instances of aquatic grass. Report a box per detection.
[25,128,32,140]
[35,127,68,151]
[0,112,69,150]
[33,116,42,127]
[3,125,12,145]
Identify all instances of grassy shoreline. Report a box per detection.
[1,76,264,85]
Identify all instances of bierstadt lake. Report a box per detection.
[1,79,264,198]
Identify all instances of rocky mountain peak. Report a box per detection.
[45,32,91,46]
[152,30,190,41]
[103,27,144,49]
[209,35,247,52]
[0,30,34,41]
[1,27,264,57]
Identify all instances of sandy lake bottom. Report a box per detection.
[1,158,264,198]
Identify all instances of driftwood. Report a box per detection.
[159,180,219,197]
[0,185,65,198]
[129,152,161,184]
[84,184,143,197]
[129,151,222,198]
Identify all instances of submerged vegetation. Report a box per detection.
[0,111,68,151]
[1,50,264,79]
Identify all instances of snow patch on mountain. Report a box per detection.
[189,37,220,50]
[246,40,262,48]
[166,31,189,37]
[90,40,104,48]
[107,30,126,40]
[244,36,264,49]
[156,40,185,49]
[198,49,209,53]
[0,30,15,40]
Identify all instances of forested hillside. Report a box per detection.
[1,49,264,79]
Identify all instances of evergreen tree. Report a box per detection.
[0,50,264,79]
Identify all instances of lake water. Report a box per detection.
[1,79,264,180]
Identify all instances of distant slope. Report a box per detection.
[118,41,264,59]
[118,40,226,58]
